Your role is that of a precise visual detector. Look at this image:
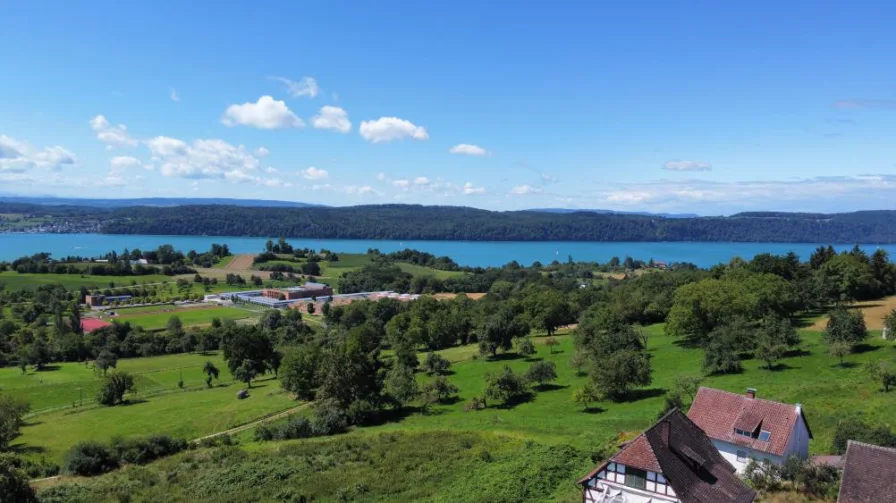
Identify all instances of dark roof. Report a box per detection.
[838,441,896,503]
[579,409,756,503]
[687,387,811,456]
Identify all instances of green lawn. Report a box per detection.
[362,326,892,455]
[210,255,235,269]
[0,271,173,291]
[396,262,468,279]
[115,306,256,330]
[16,375,295,462]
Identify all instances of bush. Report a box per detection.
[63,441,120,476]
[110,434,188,465]
[463,396,486,412]
[254,416,314,442]
[832,418,896,454]
[421,352,451,375]
[96,371,136,406]
[311,399,348,436]
[0,454,38,503]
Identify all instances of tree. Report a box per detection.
[754,316,794,370]
[203,361,219,388]
[545,337,560,354]
[524,290,572,336]
[484,366,528,406]
[572,383,600,411]
[670,375,703,403]
[591,349,652,401]
[97,371,136,405]
[421,352,451,375]
[515,337,536,357]
[524,360,558,388]
[0,454,38,503]
[569,351,588,376]
[232,360,259,388]
[222,327,277,385]
[0,396,29,451]
[824,308,868,358]
[280,345,321,400]
[829,341,852,367]
[576,312,652,401]
[868,360,896,392]
[421,376,458,404]
[95,349,118,376]
[477,303,529,357]
[384,364,418,409]
[703,335,743,375]
[884,309,896,340]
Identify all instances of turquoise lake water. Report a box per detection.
[2,234,895,268]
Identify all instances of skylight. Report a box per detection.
[758,430,771,442]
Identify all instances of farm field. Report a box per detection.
[810,295,896,331]
[113,305,257,330]
[0,271,173,291]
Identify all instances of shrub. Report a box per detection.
[255,416,314,442]
[421,352,451,375]
[96,371,136,406]
[110,434,188,465]
[311,399,348,436]
[832,418,896,454]
[524,360,558,387]
[463,396,486,412]
[0,453,38,503]
[63,441,120,476]
[484,366,529,405]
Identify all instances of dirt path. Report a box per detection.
[226,254,255,270]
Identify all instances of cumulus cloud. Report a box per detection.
[146,135,280,186]
[255,147,269,157]
[312,106,352,133]
[462,182,486,194]
[449,143,488,156]
[221,96,304,129]
[359,117,429,143]
[663,160,712,172]
[90,115,138,148]
[510,184,540,195]
[414,176,430,185]
[109,156,146,171]
[0,135,76,172]
[392,179,410,189]
[301,167,328,180]
[269,76,319,98]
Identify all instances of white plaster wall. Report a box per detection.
[712,439,783,474]
[783,411,811,460]
[585,480,678,503]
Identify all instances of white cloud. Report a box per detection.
[265,167,278,174]
[449,143,488,156]
[663,160,712,172]
[510,184,540,195]
[255,147,269,157]
[301,166,328,180]
[376,172,387,181]
[90,115,138,148]
[393,179,410,188]
[312,106,352,133]
[0,135,76,172]
[146,136,188,157]
[359,117,429,143]
[462,182,486,194]
[414,176,430,185]
[269,76,319,98]
[169,87,180,102]
[148,136,281,188]
[221,96,304,129]
[109,156,145,171]
[98,174,127,187]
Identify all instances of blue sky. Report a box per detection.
[1,1,895,215]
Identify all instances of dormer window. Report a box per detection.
[758,430,771,442]
[734,428,752,437]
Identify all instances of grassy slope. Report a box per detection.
[0,271,173,291]
[37,431,592,503]
[114,306,255,330]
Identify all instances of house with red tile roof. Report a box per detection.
[579,409,756,503]
[838,440,896,503]
[686,387,811,474]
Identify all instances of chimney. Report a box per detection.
[745,388,756,399]
[658,419,671,446]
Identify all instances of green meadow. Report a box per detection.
[0,271,173,291]
[113,305,256,330]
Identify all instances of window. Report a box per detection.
[736,450,748,463]
[734,428,752,437]
[624,467,647,490]
[758,430,771,442]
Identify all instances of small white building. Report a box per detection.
[579,409,756,503]
[687,387,812,474]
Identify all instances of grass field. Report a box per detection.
[811,295,896,331]
[114,305,257,330]
[0,271,173,291]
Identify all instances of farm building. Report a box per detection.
[579,408,756,503]
[686,387,811,474]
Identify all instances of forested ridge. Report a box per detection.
[4,202,896,242]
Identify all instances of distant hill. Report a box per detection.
[528,208,700,218]
[3,201,896,243]
[0,196,323,209]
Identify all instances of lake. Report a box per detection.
[2,233,895,268]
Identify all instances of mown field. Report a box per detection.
[112,305,257,330]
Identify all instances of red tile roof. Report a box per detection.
[687,387,810,456]
[838,441,896,503]
[579,409,756,503]
[80,318,112,333]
